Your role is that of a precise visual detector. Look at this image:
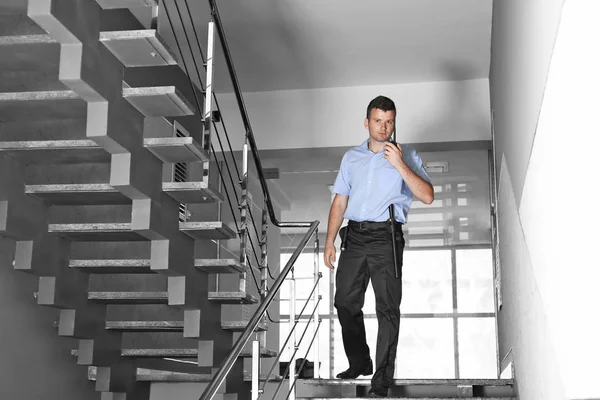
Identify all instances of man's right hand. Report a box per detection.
[324,243,337,269]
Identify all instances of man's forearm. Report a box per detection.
[326,203,345,245]
[396,163,434,204]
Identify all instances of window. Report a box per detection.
[277,149,498,379]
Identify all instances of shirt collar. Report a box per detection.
[360,139,385,155]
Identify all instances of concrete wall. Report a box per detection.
[217,78,491,151]
[0,237,95,399]
[491,1,600,399]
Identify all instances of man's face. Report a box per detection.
[364,108,395,143]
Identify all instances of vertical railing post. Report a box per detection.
[251,339,260,400]
[239,141,249,293]
[260,202,269,348]
[203,20,215,152]
[313,229,321,379]
[289,268,296,400]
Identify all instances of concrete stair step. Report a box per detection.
[88,366,211,382]
[0,34,59,75]
[74,347,276,358]
[163,181,222,204]
[298,398,515,400]
[70,258,247,274]
[301,379,515,400]
[0,140,109,164]
[50,222,234,241]
[143,136,208,164]
[105,320,184,332]
[221,320,267,332]
[243,372,283,382]
[95,0,158,9]
[0,90,85,121]
[180,222,236,240]
[0,14,47,36]
[49,223,147,241]
[194,259,246,274]
[208,291,258,305]
[302,378,514,387]
[88,291,168,304]
[123,86,195,117]
[103,320,264,333]
[69,259,152,274]
[100,29,176,67]
[26,182,220,205]
[26,184,130,205]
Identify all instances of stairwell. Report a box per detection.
[0,1,515,400]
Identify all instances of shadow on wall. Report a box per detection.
[413,61,490,143]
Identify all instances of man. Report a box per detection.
[324,95,434,397]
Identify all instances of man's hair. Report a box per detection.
[366,95,396,119]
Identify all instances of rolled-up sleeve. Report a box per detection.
[407,148,432,184]
[332,154,351,195]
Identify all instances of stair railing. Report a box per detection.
[197,1,322,399]
[158,0,322,398]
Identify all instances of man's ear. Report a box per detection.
[364,118,369,129]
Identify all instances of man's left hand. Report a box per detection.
[383,142,406,170]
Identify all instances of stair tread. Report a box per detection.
[70,258,246,274]
[0,140,108,164]
[100,29,176,67]
[75,347,276,358]
[298,398,515,400]
[163,181,223,204]
[88,366,210,382]
[303,378,514,386]
[194,258,245,274]
[49,223,146,242]
[208,291,258,304]
[106,320,184,331]
[26,183,129,205]
[243,372,283,382]
[221,320,267,332]
[26,182,220,205]
[144,137,209,163]
[96,0,158,10]
[180,221,236,240]
[88,291,168,304]
[123,86,194,117]
[0,90,85,121]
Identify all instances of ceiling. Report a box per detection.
[184,0,493,92]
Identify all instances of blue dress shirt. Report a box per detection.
[332,139,431,224]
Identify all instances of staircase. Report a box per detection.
[0,1,516,400]
[0,0,269,399]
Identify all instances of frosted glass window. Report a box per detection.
[401,250,453,313]
[458,318,497,378]
[395,318,455,378]
[456,249,494,313]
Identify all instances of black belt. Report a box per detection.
[348,220,402,230]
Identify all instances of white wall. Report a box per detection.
[518,2,600,398]
[492,1,600,399]
[216,79,491,151]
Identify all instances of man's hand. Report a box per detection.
[383,142,406,170]
[324,243,337,269]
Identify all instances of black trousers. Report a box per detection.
[334,221,404,388]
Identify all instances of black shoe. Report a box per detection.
[335,359,373,379]
[368,385,388,398]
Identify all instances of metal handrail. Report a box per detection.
[208,0,311,229]
[199,221,319,400]
[194,2,321,399]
